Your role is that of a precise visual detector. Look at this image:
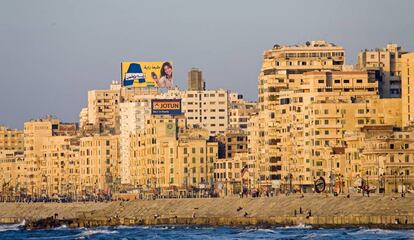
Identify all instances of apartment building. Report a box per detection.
[357,44,406,98]
[182,89,229,136]
[228,93,257,130]
[216,129,248,159]
[129,115,218,196]
[256,40,345,188]
[401,52,414,127]
[79,134,120,195]
[187,68,205,91]
[276,70,401,191]
[213,152,254,196]
[87,87,121,133]
[345,126,414,194]
[119,101,150,184]
[39,136,80,197]
[0,150,25,198]
[0,125,23,151]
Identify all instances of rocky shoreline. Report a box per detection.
[0,195,413,229]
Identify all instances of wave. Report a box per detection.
[78,228,119,237]
[277,223,312,229]
[349,228,393,235]
[0,220,25,232]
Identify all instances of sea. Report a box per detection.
[1,222,414,239]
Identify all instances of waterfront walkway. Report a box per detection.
[0,194,413,228]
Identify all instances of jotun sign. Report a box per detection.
[151,99,182,115]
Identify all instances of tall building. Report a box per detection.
[79,134,120,195]
[87,88,121,133]
[216,129,248,159]
[357,44,406,98]
[187,68,205,91]
[214,152,254,196]
[345,125,414,194]
[275,70,401,191]
[0,125,23,151]
[401,52,414,127]
[129,115,218,197]
[256,40,345,188]
[23,117,77,196]
[228,93,257,130]
[119,101,150,184]
[39,136,80,197]
[0,150,25,199]
[182,89,229,136]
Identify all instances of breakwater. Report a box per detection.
[0,194,414,229]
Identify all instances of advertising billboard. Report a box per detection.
[121,62,173,89]
[151,99,182,115]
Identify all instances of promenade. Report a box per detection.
[0,194,414,228]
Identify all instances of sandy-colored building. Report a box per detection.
[401,52,414,127]
[24,117,60,196]
[187,68,205,91]
[79,134,120,195]
[357,44,406,98]
[0,150,25,199]
[129,115,218,197]
[256,40,346,188]
[0,125,23,151]
[39,136,80,197]
[228,93,257,131]
[216,129,248,159]
[214,152,255,196]
[344,126,414,194]
[87,86,121,133]
[255,40,405,191]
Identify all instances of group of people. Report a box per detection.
[293,207,312,218]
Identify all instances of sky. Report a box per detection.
[1,0,413,129]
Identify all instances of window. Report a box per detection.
[344,80,350,83]
[318,80,324,84]
[356,79,363,83]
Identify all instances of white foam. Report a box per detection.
[78,228,119,237]
[278,223,312,229]
[350,228,393,235]
[0,220,25,232]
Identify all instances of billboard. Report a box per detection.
[121,62,173,89]
[151,99,182,115]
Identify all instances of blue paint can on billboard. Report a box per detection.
[151,99,182,115]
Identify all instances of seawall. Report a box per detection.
[0,194,413,228]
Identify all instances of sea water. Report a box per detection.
[0,222,413,239]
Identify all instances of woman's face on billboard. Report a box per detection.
[164,65,172,77]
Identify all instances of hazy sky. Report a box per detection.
[1,0,413,129]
